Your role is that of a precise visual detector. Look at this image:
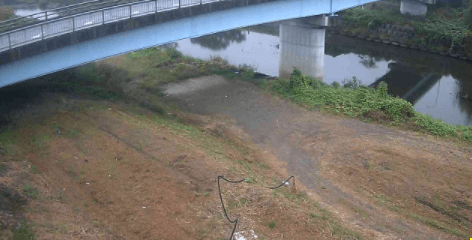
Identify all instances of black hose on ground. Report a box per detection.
[218,175,295,240]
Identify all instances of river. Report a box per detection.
[175,24,472,127]
[7,5,472,126]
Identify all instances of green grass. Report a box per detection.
[268,221,276,229]
[245,177,257,184]
[13,221,36,240]
[0,164,8,177]
[23,184,39,199]
[0,128,19,156]
[268,69,472,144]
[343,5,471,45]
[32,134,50,148]
[332,221,364,240]
[37,47,259,116]
[407,213,468,238]
[40,63,127,101]
[113,47,259,113]
[128,47,215,92]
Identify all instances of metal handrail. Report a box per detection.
[1,0,108,25]
[0,0,145,31]
[0,0,153,33]
[0,0,220,52]
[52,0,139,17]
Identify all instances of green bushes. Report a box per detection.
[273,69,414,122]
[466,6,472,29]
[343,6,470,45]
[271,69,472,143]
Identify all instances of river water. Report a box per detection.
[7,5,472,126]
[176,24,472,127]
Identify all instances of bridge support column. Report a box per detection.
[279,16,327,80]
[400,0,431,16]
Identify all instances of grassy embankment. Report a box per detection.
[266,69,472,144]
[57,47,472,238]
[0,48,365,239]
[0,105,366,240]
[44,46,472,144]
[38,47,256,113]
[341,0,472,52]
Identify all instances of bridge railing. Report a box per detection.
[0,0,221,53]
[0,0,143,32]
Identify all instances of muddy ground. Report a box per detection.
[0,74,471,240]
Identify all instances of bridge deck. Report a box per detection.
[0,0,378,87]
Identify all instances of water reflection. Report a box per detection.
[177,24,472,126]
[456,80,472,123]
[358,55,378,69]
[190,29,246,51]
[369,63,441,105]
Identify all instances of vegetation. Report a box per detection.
[271,69,414,122]
[268,69,472,143]
[23,184,39,199]
[0,6,15,21]
[342,2,472,45]
[40,63,127,101]
[34,47,259,116]
[13,221,36,240]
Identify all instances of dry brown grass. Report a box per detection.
[0,99,365,240]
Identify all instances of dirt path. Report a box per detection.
[162,76,472,239]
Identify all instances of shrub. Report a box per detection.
[168,48,183,60]
[282,71,414,123]
[271,69,472,143]
[343,6,470,45]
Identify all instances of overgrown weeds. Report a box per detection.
[22,184,39,199]
[343,5,471,45]
[271,69,414,122]
[13,221,36,240]
[268,69,472,143]
[40,63,127,101]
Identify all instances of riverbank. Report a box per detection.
[39,47,472,145]
[268,69,472,145]
[1,95,363,240]
[328,1,472,60]
[1,48,472,239]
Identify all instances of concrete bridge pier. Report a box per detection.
[278,15,328,80]
[400,0,436,16]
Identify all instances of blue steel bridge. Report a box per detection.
[0,0,436,87]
